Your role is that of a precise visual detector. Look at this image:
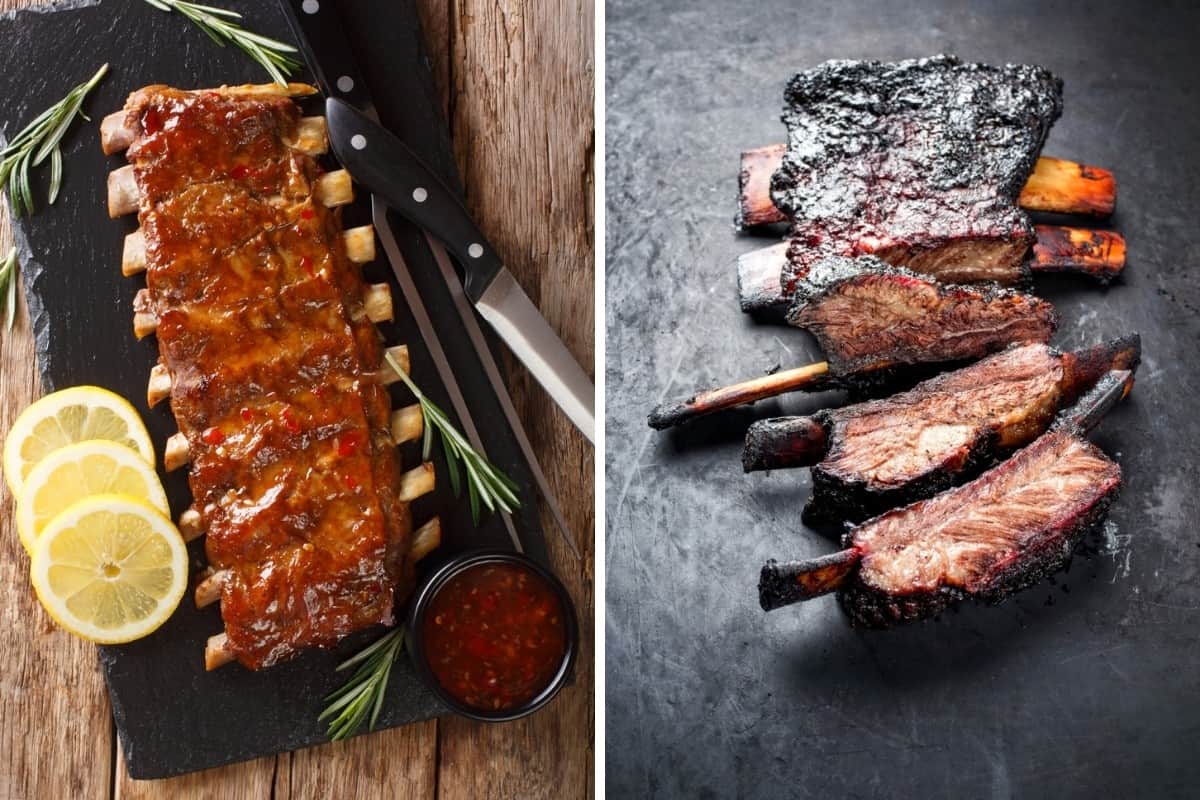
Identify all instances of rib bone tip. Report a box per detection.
[205,633,234,670]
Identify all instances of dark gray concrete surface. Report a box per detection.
[604,2,1200,797]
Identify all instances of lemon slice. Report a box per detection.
[3,386,155,495]
[16,440,169,554]
[30,494,187,644]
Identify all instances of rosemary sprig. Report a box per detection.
[320,626,405,741]
[142,1,301,86]
[0,248,17,331]
[0,64,108,217]
[384,351,522,524]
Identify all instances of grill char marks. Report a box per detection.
[772,55,1063,306]
[123,87,410,669]
[842,430,1119,627]
[788,256,1057,375]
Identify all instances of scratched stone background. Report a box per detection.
[604,1,1200,797]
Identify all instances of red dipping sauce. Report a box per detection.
[421,562,568,712]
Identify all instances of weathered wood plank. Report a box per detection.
[438,0,595,797]
[113,744,275,800]
[276,721,438,799]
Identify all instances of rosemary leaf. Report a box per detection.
[142,1,300,87]
[48,148,62,205]
[383,351,522,520]
[0,64,107,218]
[320,627,406,741]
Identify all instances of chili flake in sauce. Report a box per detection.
[422,562,567,712]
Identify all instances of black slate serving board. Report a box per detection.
[606,1,1200,797]
[0,0,550,780]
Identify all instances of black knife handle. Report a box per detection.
[326,98,503,301]
[279,0,374,112]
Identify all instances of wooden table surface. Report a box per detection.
[0,1,594,797]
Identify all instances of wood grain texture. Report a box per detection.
[0,0,594,797]
[437,1,596,798]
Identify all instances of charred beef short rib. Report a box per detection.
[785,255,1057,373]
[648,255,1058,430]
[748,55,1063,314]
[743,335,1140,524]
[758,370,1131,627]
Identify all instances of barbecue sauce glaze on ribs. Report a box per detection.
[771,55,1063,306]
[120,86,411,669]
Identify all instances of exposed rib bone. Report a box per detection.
[411,517,442,562]
[107,165,139,217]
[122,230,147,276]
[284,116,328,156]
[195,569,226,608]
[380,345,410,384]
[164,433,190,471]
[147,363,172,407]
[398,462,436,502]
[737,144,1117,227]
[648,361,833,429]
[364,283,393,323]
[390,404,424,444]
[342,225,376,263]
[1020,156,1117,217]
[1030,225,1126,283]
[205,633,235,670]
[314,169,353,207]
[178,508,203,542]
[100,110,137,155]
[133,289,157,339]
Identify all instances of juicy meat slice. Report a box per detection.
[758,370,1132,625]
[788,256,1057,375]
[743,336,1139,523]
[771,55,1062,305]
[120,86,410,669]
[813,343,1062,518]
[843,430,1119,627]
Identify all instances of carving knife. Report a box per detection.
[280,2,594,443]
[279,0,582,557]
[324,100,595,444]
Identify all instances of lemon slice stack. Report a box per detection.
[3,387,188,643]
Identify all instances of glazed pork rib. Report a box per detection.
[751,56,1084,316]
[758,369,1131,627]
[743,336,1139,524]
[103,83,439,670]
[648,255,1057,429]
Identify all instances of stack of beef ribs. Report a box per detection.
[649,55,1138,628]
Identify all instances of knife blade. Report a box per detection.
[278,0,581,557]
[323,98,596,443]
